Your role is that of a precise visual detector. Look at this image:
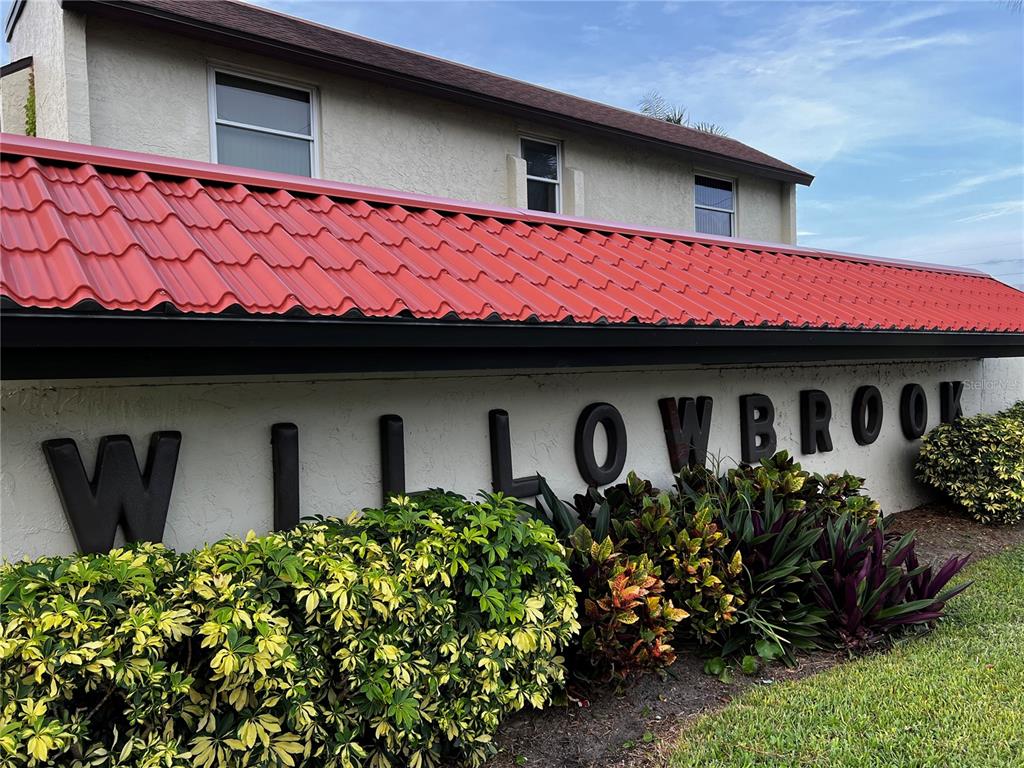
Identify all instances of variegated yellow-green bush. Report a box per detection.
[916,401,1024,525]
[0,491,579,768]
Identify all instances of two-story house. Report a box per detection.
[2,0,811,243]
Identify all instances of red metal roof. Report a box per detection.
[2,134,1022,332]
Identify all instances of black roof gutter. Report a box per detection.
[3,309,1021,381]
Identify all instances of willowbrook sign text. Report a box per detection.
[42,381,963,553]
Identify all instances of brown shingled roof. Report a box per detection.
[64,0,814,185]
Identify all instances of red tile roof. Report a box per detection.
[2,134,1022,332]
[65,0,813,185]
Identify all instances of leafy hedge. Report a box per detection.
[539,451,970,679]
[3,444,985,764]
[0,493,578,768]
[676,452,881,664]
[536,473,742,681]
[916,400,1024,525]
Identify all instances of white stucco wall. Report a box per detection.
[3,358,1020,561]
[73,15,791,242]
[979,356,1024,413]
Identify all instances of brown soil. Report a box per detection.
[883,501,1024,564]
[488,501,1022,768]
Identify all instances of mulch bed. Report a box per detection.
[488,500,1022,768]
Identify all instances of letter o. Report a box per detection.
[851,386,884,445]
[574,402,627,486]
[900,383,928,440]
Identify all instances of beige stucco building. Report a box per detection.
[2,0,809,243]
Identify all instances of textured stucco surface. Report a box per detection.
[980,356,1024,412]
[0,64,32,135]
[77,16,792,241]
[3,358,1020,560]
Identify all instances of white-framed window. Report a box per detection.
[208,66,318,177]
[694,174,735,236]
[520,136,561,213]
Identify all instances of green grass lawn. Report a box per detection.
[669,546,1024,768]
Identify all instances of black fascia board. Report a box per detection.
[0,55,32,77]
[2,308,1022,380]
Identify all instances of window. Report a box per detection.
[694,175,735,236]
[521,137,560,213]
[210,69,317,176]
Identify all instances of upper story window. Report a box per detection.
[210,69,317,176]
[694,175,735,236]
[521,137,561,213]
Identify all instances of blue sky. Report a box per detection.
[4,1,1022,286]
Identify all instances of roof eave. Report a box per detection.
[3,308,1021,380]
[63,0,814,186]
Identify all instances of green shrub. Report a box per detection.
[702,451,880,522]
[0,492,578,768]
[534,479,688,681]
[537,473,742,680]
[695,481,827,665]
[576,472,744,646]
[676,452,882,663]
[534,477,697,681]
[568,528,687,681]
[916,401,1024,524]
[812,513,971,650]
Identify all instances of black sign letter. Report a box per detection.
[658,396,714,471]
[900,384,928,439]
[799,390,833,454]
[489,409,540,497]
[379,414,406,504]
[739,394,776,463]
[852,385,884,445]
[272,423,299,531]
[575,403,627,486]
[42,432,181,554]
[940,381,964,423]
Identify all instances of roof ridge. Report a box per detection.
[66,0,813,183]
[0,133,998,281]
[205,0,789,172]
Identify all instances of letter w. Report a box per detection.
[658,397,713,472]
[42,432,182,554]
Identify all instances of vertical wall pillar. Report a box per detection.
[781,182,797,244]
[63,7,91,145]
[506,154,528,209]
[563,167,585,217]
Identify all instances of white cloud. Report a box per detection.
[873,4,956,32]
[954,199,1024,224]
[913,167,1024,207]
[546,3,1015,170]
[845,224,1023,278]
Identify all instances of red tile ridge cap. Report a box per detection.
[0,132,990,279]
